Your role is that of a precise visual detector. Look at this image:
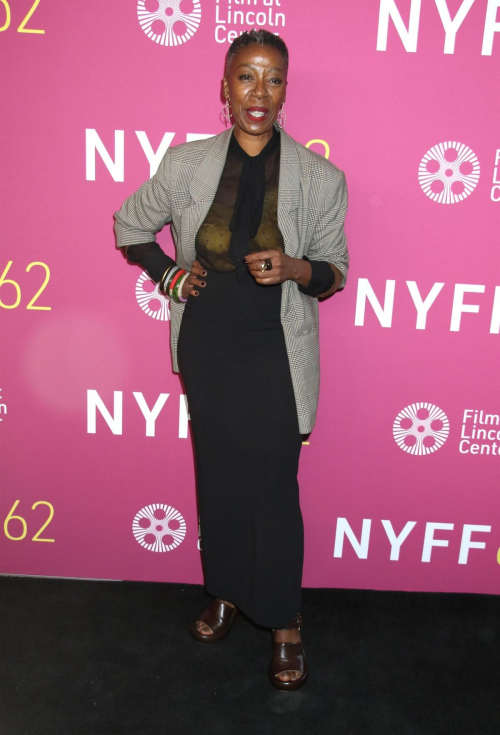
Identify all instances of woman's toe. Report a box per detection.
[277,670,302,681]
[196,621,213,635]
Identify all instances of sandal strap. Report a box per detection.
[283,612,303,630]
[270,640,307,679]
[197,599,237,634]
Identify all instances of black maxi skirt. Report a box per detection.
[177,268,304,629]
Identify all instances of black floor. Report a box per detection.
[0,577,498,735]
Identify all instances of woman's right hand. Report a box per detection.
[181,260,207,298]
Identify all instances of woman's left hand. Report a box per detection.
[244,250,304,285]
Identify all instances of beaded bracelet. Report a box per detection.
[159,264,189,303]
[168,269,185,298]
[159,264,178,294]
[159,264,176,294]
[161,265,181,295]
[176,271,190,303]
[172,270,189,303]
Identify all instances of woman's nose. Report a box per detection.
[252,78,267,98]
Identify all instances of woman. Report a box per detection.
[114,29,349,691]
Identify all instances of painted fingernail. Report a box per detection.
[200,282,206,286]
[202,271,207,276]
[243,258,248,263]
[194,291,199,296]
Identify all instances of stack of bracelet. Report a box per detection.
[159,264,189,303]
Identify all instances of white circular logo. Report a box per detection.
[418,142,480,204]
[133,503,187,552]
[393,403,449,455]
[137,0,201,47]
[136,270,170,321]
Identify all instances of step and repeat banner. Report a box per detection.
[2,0,499,594]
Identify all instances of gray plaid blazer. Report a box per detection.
[114,125,349,434]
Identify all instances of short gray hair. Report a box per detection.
[226,29,289,73]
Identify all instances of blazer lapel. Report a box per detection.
[182,127,234,264]
[277,127,301,257]
[188,127,234,203]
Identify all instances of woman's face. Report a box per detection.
[224,44,287,141]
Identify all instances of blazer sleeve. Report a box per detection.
[305,168,349,289]
[113,146,173,249]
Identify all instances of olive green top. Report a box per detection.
[195,135,284,272]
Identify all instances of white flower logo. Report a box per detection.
[137,0,202,47]
[393,403,449,455]
[133,504,186,552]
[418,142,480,204]
[135,270,170,321]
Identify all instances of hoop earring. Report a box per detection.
[277,105,287,129]
[222,97,232,125]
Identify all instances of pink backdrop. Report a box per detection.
[2,0,499,594]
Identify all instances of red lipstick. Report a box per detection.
[245,107,269,122]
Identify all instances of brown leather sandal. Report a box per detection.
[269,612,309,691]
[190,598,239,644]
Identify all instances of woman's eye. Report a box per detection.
[269,78,282,85]
[239,74,252,81]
